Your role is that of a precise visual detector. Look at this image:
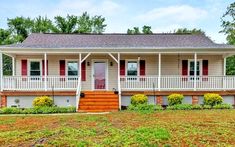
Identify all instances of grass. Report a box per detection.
[0,110,235,146]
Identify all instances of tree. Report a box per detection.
[92,15,106,33]
[76,12,106,34]
[7,16,33,41]
[221,2,235,75]
[142,25,152,34]
[53,15,78,33]
[32,16,54,33]
[77,12,93,33]
[127,26,141,34]
[127,25,152,34]
[221,2,235,45]
[174,28,205,35]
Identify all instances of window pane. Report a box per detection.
[68,71,78,76]
[189,61,200,76]
[67,61,78,76]
[30,62,40,70]
[127,61,137,76]
[68,61,78,71]
[30,71,40,76]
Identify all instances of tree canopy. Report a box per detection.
[221,2,235,75]
[127,25,153,34]
[174,28,205,35]
[0,12,107,75]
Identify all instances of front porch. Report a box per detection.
[0,52,235,110]
[2,75,235,91]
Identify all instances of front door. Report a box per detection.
[93,60,107,90]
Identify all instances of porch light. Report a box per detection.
[87,62,90,66]
[110,62,113,66]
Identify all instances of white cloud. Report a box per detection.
[50,0,122,17]
[135,5,208,23]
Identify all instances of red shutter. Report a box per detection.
[139,60,145,81]
[120,60,125,76]
[182,60,188,81]
[202,60,208,81]
[81,61,86,81]
[59,60,65,76]
[21,60,27,76]
[42,60,48,75]
[139,60,146,76]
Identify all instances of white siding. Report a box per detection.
[15,54,223,90]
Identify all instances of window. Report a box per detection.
[29,61,41,76]
[67,61,78,76]
[188,60,202,80]
[127,61,138,76]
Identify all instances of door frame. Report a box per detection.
[91,59,108,91]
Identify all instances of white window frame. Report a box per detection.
[188,59,203,81]
[28,59,42,76]
[126,59,139,76]
[65,59,79,77]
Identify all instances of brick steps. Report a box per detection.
[78,91,119,112]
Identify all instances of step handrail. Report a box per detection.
[75,76,81,111]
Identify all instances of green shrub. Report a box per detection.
[203,105,212,109]
[203,93,223,106]
[33,96,53,107]
[0,106,76,114]
[167,104,193,110]
[212,104,233,109]
[0,107,21,114]
[192,104,203,110]
[128,104,163,113]
[167,94,184,106]
[131,94,148,106]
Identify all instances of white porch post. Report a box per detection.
[0,53,3,91]
[12,57,15,76]
[76,53,82,111]
[224,57,226,76]
[194,53,197,91]
[118,53,121,110]
[44,53,47,91]
[158,53,161,91]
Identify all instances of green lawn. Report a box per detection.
[0,110,235,146]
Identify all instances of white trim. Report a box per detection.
[81,53,91,63]
[117,53,121,110]
[27,59,42,76]
[44,53,47,91]
[12,57,15,76]
[224,57,226,76]
[125,59,139,76]
[158,53,161,91]
[187,59,203,76]
[108,53,118,63]
[65,59,79,76]
[0,53,2,91]
[91,59,108,91]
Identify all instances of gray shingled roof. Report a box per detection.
[1,33,234,49]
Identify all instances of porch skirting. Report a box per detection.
[1,90,235,108]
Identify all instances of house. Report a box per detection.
[0,33,235,112]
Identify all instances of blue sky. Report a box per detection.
[0,0,233,43]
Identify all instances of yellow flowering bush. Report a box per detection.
[131,94,148,106]
[33,96,53,107]
[167,93,184,106]
[203,93,223,106]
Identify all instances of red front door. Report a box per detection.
[94,61,106,90]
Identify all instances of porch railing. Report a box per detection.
[120,75,235,91]
[3,76,79,91]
